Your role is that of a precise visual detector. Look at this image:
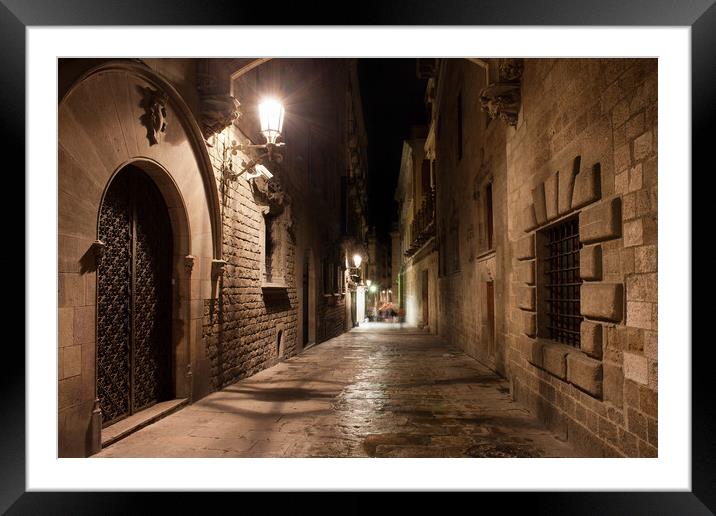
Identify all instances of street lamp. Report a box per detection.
[259,98,285,145]
[221,97,286,181]
[348,253,363,284]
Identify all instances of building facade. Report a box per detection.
[57,58,368,457]
[398,58,658,457]
[395,127,438,331]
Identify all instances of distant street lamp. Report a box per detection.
[348,253,363,284]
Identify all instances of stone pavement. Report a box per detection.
[95,323,580,458]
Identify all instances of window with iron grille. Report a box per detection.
[539,216,583,346]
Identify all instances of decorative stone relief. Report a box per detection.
[479,58,524,127]
[140,87,169,145]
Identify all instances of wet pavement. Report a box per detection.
[96,323,579,458]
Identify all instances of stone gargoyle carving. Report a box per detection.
[251,175,295,242]
[479,82,522,127]
[140,87,169,145]
[479,58,524,127]
[200,94,241,139]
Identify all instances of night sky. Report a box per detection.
[357,59,428,241]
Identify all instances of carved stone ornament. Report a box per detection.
[90,240,106,261]
[479,82,522,127]
[200,94,241,139]
[211,259,227,277]
[184,255,195,273]
[479,58,524,127]
[252,175,289,208]
[140,87,169,145]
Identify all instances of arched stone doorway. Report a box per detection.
[97,164,174,427]
[58,61,221,457]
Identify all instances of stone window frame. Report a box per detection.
[518,156,624,400]
[535,214,583,348]
[474,173,496,256]
[485,180,494,251]
[321,253,344,296]
[259,206,288,288]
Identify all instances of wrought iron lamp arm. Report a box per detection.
[222,141,285,181]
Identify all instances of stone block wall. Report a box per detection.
[434,59,510,374]
[199,58,350,393]
[505,58,657,457]
[403,251,439,332]
[201,157,299,391]
[318,300,347,343]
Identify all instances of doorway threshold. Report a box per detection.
[101,398,188,448]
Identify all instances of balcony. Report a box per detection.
[404,188,435,258]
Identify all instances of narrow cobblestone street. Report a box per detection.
[96,324,579,458]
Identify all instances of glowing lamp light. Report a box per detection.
[353,254,363,268]
[258,98,285,145]
[369,285,377,293]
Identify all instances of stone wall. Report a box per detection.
[57,58,359,456]
[58,60,219,456]
[403,252,439,331]
[201,162,299,391]
[505,58,658,457]
[420,57,657,456]
[200,58,350,392]
[318,300,347,343]
[433,59,510,374]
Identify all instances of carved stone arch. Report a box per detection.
[61,60,223,259]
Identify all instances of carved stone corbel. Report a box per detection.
[479,82,522,127]
[211,259,227,278]
[184,255,195,274]
[479,58,524,127]
[90,240,106,262]
[200,94,241,139]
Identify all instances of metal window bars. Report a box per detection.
[544,217,583,347]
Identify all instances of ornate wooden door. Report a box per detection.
[97,166,173,427]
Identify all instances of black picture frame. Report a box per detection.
[6,1,712,513]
